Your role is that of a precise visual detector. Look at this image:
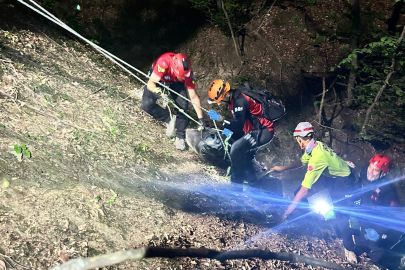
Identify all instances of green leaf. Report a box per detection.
[21,144,27,150]
[24,150,31,158]
[315,35,325,44]
[167,153,172,157]
[14,145,22,154]
[293,17,300,26]
[108,193,118,205]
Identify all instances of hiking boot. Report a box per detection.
[175,137,186,151]
[344,248,358,264]
[166,115,176,138]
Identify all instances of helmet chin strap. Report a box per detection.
[222,92,232,104]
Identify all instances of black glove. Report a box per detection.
[197,118,206,131]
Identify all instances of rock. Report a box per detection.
[344,248,357,264]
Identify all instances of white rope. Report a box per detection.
[18,0,230,161]
[19,0,210,115]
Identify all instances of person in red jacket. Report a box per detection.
[207,79,274,189]
[141,52,204,150]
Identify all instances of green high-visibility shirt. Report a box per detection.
[301,141,351,189]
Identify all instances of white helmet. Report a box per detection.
[293,122,314,137]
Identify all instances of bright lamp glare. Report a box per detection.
[314,200,331,215]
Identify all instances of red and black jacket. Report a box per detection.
[224,88,274,140]
[359,166,399,207]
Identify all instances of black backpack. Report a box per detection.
[194,128,232,169]
[237,82,286,121]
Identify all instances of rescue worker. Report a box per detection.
[338,154,403,267]
[270,122,354,219]
[141,52,205,150]
[207,79,274,189]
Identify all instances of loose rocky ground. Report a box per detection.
[0,3,399,270]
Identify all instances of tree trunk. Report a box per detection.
[346,0,360,106]
[362,26,405,132]
[318,77,326,125]
[220,0,241,58]
[387,0,404,34]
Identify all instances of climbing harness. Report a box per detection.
[17,0,233,164]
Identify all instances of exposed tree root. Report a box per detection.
[49,247,346,270]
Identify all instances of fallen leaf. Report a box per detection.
[60,251,69,263]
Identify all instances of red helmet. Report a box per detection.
[172,53,191,79]
[369,154,391,172]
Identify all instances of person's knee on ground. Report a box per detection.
[141,85,158,113]
[141,85,171,123]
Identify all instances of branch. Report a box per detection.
[220,0,240,58]
[314,76,338,97]
[254,0,278,33]
[313,120,348,138]
[235,0,268,33]
[49,247,346,270]
[361,26,405,132]
[0,89,107,136]
[317,77,326,124]
[0,253,31,270]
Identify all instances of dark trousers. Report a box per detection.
[141,82,189,139]
[230,128,274,185]
[336,216,405,266]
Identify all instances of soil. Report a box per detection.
[0,2,404,270]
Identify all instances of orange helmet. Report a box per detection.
[369,154,391,172]
[172,53,191,79]
[207,79,231,104]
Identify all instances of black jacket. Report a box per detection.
[358,166,399,206]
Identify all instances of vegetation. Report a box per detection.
[336,17,405,145]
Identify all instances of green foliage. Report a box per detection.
[14,145,22,154]
[14,144,31,158]
[307,0,316,6]
[108,193,118,205]
[188,0,253,37]
[89,39,100,45]
[134,142,147,154]
[236,75,249,85]
[306,35,326,46]
[336,31,405,145]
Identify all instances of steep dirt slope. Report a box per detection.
[0,4,380,270]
